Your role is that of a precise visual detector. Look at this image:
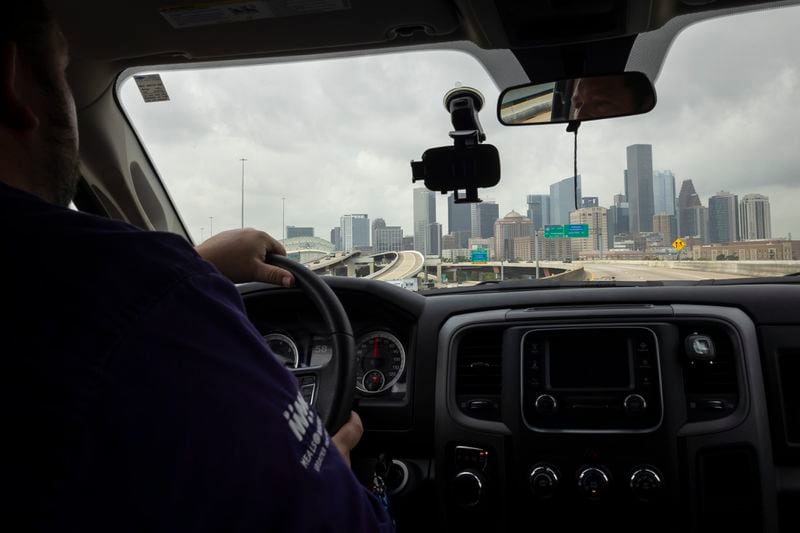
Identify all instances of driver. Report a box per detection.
[0,3,393,531]
[570,74,654,121]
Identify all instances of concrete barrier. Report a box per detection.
[579,260,800,277]
[542,267,589,282]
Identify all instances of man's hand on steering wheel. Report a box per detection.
[197,227,357,441]
[196,228,295,287]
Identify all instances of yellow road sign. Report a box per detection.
[672,238,686,252]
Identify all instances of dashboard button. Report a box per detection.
[630,467,663,501]
[529,465,559,499]
[624,394,648,415]
[453,470,485,507]
[535,394,558,415]
[577,466,610,500]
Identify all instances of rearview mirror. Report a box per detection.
[497,72,656,126]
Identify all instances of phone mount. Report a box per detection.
[411,87,500,203]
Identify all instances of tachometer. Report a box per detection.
[355,331,405,394]
[263,333,300,368]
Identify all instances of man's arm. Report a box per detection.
[84,268,393,532]
[195,228,296,287]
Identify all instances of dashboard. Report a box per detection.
[239,277,800,533]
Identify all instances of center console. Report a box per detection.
[434,305,777,532]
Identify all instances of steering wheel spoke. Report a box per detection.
[288,367,322,407]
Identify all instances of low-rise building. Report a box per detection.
[441,248,471,262]
[692,240,800,260]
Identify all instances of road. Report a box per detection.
[583,263,745,282]
[372,251,425,281]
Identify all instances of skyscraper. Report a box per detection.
[448,193,472,248]
[652,214,676,246]
[286,226,314,239]
[569,207,608,258]
[413,188,436,255]
[372,218,386,248]
[471,201,500,239]
[526,194,550,232]
[708,191,740,243]
[374,225,403,253]
[442,233,458,250]
[330,227,341,251]
[608,201,630,249]
[677,179,702,237]
[684,205,710,243]
[740,194,772,240]
[623,170,629,199]
[428,222,442,256]
[549,175,582,226]
[653,170,676,216]
[494,211,533,261]
[581,197,599,208]
[626,144,655,233]
[340,214,369,251]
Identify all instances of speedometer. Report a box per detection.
[355,331,405,394]
[263,333,299,368]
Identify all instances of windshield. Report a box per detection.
[119,5,800,289]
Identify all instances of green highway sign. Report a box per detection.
[544,225,565,239]
[544,224,589,238]
[565,224,589,238]
[471,248,489,264]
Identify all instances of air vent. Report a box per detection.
[681,323,740,422]
[455,327,504,421]
[778,349,800,444]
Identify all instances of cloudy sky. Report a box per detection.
[119,4,800,244]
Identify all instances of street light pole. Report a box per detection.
[240,158,247,228]
[209,216,214,237]
[282,197,286,242]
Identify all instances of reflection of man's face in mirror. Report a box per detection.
[570,76,640,121]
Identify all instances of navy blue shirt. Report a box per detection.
[1,182,393,532]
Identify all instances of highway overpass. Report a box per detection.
[305,250,424,280]
[369,251,425,281]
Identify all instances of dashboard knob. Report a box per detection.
[535,394,558,415]
[630,467,663,501]
[529,465,559,499]
[453,469,485,507]
[685,333,716,361]
[623,393,648,415]
[577,466,610,500]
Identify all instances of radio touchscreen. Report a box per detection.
[547,332,633,390]
[522,327,662,431]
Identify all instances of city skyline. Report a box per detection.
[299,158,778,252]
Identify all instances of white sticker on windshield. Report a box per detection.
[133,74,170,103]
[160,0,350,29]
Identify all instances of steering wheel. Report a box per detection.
[266,254,355,434]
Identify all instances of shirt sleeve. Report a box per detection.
[87,269,394,533]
